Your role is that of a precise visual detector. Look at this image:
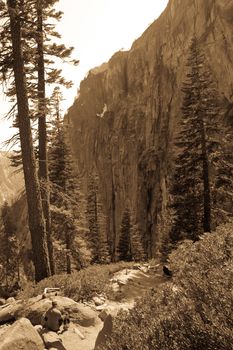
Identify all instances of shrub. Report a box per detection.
[18,261,133,302]
[105,223,233,350]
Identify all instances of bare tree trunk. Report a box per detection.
[37,0,55,274]
[7,0,51,282]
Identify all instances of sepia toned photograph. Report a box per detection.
[0,0,232,349]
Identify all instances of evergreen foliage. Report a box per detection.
[118,207,132,261]
[4,0,51,282]
[51,205,91,273]
[170,36,233,242]
[131,223,146,262]
[48,101,89,273]
[86,174,110,263]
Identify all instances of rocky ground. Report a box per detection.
[0,263,166,350]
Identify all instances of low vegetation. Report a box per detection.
[104,223,233,350]
[18,261,133,302]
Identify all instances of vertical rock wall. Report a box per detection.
[66,0,233,258]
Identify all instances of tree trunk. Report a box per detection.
[37,0,55,274]
[7,0,51,282]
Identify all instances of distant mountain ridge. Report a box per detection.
[0,152,24,206]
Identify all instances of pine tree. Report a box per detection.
[6,0,51,282]
[48,89,83,209]
[170,36,232,242]
[86,174,99,263]
[0,0,79,280]
[131,223,146,262]
[118,207,132,261]
[48,91,89,272]
[36,0,55,274]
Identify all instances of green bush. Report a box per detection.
[105,223,233,350]
[18,261,133,302]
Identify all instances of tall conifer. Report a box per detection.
[170,36,233,242]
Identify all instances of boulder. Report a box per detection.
[98,306,119,322]
[58,327,86,350]
[0,318,45,350]
[18,296,98,327]
[96,303,107,311]
[94,314,113,350]
[93,296,105,306]
[41,330,67,350]
[0,301,22,325]
[6,297,15,304]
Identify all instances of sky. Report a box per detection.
[0,0,168,148]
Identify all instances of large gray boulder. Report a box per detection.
[0,318,45,350]
[41,330,67,350]
[18,296,98,327]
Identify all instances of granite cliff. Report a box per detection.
[66,0,233,258]
[0,152,23,206]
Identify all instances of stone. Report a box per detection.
[94,314,113,350]
[42,330,67,350]
[93,296,105,306]
[6,297,15,304]
[0,318,45,350]
[96,303,107,311]
[98,306,119,322]
[18,296,98,327]
[0,301,22,325]
[58,327,86,349]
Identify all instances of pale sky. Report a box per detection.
[0,0,168,147]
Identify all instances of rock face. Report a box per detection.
[0,318,45,350]
[66,0,233,258]
[0,152,23,205]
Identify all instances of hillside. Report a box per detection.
[0,152,23,205]
[65,0,233,258]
